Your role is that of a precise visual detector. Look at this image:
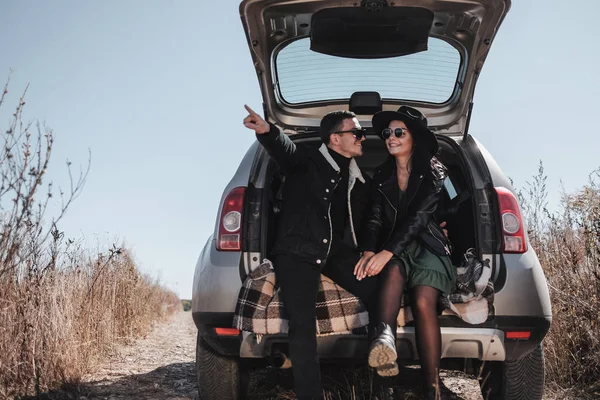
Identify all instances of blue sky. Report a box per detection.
[1,1,599,299]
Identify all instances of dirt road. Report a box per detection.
[59,310,488,400]
[71,310,198,400]
[58,310,571,400]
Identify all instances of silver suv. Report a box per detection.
[192,1,552,399]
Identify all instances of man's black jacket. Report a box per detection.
[257,124,371,266]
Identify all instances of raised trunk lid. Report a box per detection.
[239,0,510,135]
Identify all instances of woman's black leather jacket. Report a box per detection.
[361,156,450,257]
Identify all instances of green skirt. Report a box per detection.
[396,241,457,295]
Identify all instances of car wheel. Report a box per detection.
[196,333,248,400]
[477,344,545,400]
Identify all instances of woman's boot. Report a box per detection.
[368,322,399,376]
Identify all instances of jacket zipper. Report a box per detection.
[325,179,340,258]
[428,223,450,255]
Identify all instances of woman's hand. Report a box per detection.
[354,251,375,280]
[355,250,393,280]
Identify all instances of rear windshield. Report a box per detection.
[275,37,461,105]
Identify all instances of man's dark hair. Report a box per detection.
[319,110,356,144]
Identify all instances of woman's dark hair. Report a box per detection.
[406,124,443,177]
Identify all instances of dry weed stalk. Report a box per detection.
[0,79,180,399]
[519,162,600,393]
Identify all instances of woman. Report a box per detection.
[354,106,457,399]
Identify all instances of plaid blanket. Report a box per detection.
[233,250,494,335]
[441,248,495,324]
[233,259,369,335]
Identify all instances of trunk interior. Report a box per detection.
[259,134,477,269]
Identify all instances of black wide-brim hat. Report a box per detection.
[372,106,439,156]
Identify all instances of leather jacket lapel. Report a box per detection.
[406,171,425,206]
[376,157,398,209]
[379,174,399,211]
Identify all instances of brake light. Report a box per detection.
[505,331,531,340]
[494,187,527,254]
[215,328,241,336]
[216,187,245,251]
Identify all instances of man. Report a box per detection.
[243,105,378,400]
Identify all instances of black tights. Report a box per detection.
[377,259,442,389]
[377,259,406,332]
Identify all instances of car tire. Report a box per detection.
[477,344,545,400]
[196,333,248,400]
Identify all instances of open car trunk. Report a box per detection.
[240,0,511,135]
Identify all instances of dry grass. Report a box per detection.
[0,246,180,399]
[519,162,600,397]
[0,80,180,399]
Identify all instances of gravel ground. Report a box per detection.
[41,311,582,400]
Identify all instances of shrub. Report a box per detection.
[0,80,180,398]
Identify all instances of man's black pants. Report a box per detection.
[273,253,378,399]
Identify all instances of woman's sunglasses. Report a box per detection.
[381,127,408,140]
[333,128,367,140]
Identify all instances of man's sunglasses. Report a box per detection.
[381,127,409,140]
[333,128,367,140]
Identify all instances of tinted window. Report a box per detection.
[276,37,461,104]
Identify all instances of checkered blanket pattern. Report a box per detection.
[233,260,369,335]
[233,250,494,334]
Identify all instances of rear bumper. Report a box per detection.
[193,311,234,332]
[193,312,550,362]
[241,327,507,361]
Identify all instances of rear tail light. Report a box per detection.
[505,331,531,340]
[217,187,245,251]
[495,187,527,254]
[214,327,241,336]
